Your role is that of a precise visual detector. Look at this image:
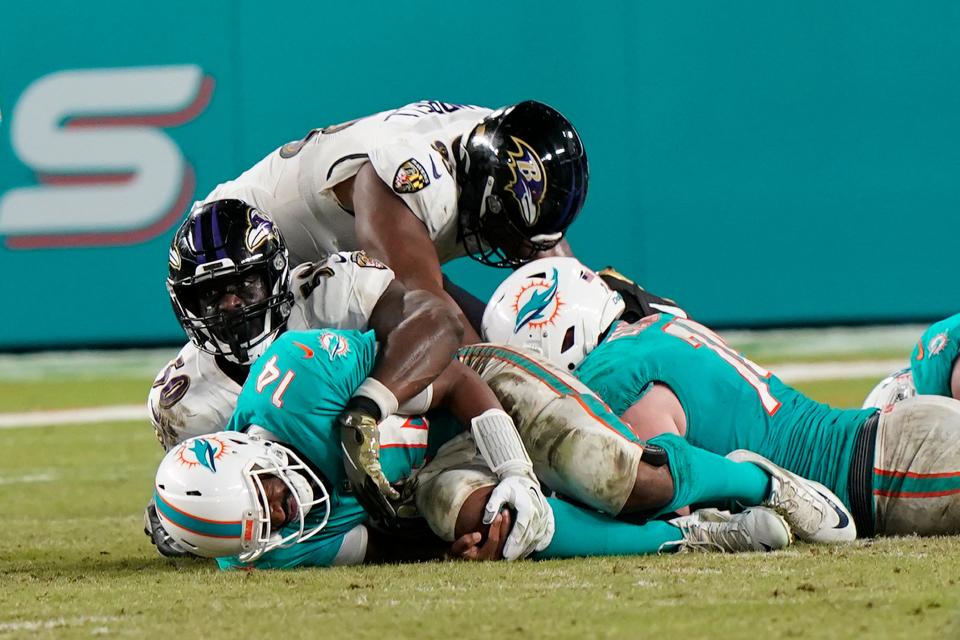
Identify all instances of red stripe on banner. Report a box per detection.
[6,164,195,249]
[64,76,215,129]
[37,173,135,185]
[874,467,960,479]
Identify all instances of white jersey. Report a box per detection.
[148,251,394,449]
[201,101,493,266]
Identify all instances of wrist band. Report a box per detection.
[398,384,434,415]
[353,377,399,421]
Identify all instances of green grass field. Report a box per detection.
[1,352,958,639]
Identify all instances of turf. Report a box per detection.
[790,377,879,408]
[0,377,153,413]
[1,370,958,639]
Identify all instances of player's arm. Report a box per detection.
[339,280,462,517]
[619,383,687,441]
[341,164,482,343]
[911,314,960,397]
[949,359,960,401]
[365,279,463,405]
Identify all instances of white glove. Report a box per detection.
[483,473,555,561]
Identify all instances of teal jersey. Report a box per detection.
[911,313,960,396]
[219,328,459,569]
[575,315,878,506]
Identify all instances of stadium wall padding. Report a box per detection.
[1,1,958,348]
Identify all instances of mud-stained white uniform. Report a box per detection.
[413,343,646,540]
[873,395,960,535]
[199,101,492,266]
[148,251,394,449]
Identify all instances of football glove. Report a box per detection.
[338,404,402,527]
[483,473,555,561]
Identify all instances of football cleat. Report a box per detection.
[727,449,857,544]
[663,507,792,553]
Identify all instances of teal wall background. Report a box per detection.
[2,1,958,349]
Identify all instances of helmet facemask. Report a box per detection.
[167,199,294,365]
[456,101,587,268]
[239,443,331,562]
[171,263,291,364]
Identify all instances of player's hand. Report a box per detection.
[483,474,555,561]
[450,510,512,561]
[143,499,196,559]
[338,407,401,525]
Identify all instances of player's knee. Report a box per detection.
[621,461,675,514]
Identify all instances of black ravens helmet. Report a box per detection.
[167,199,293,364]
[456,100,588,268]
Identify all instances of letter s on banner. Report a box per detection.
[0,65,213,249]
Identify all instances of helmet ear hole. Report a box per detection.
[560,326,576,353]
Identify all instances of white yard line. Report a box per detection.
[0,472,56,485]
[773,358,906,383]
[0,404,145,429]
[0,616,121,633]
[0,359,908,430]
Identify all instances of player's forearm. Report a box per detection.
[369,290,462,404]
[429,360,504,429]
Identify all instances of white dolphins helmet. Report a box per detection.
[482,257,625,371]
[154,431,330,562]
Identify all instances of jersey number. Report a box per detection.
[663,318,782,416]
[255,355,296,408]
[152,357,189,409]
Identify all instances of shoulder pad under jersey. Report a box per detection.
[288,251,395,331]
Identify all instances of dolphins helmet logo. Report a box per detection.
[504,136,547,227]
[175,436,229,473]
[513,268,563,333]
[246,209,276,252]
[929,332,949,356]
[318,331,351,360]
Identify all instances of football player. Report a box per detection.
[146,200,553,559]
[485,258,960,538]
[862,313,960,410]
[194,100,589,341]
[909,314,960,397]
[149,205,834,563]
[153,327,842,568]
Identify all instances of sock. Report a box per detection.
[533,498,683,559]
[648,433,770,516]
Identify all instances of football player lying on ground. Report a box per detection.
[484,258,960,537]
[192,99,590,342]
[862,312,960,410]
[147,201,553,558]
[151,326,856,568]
